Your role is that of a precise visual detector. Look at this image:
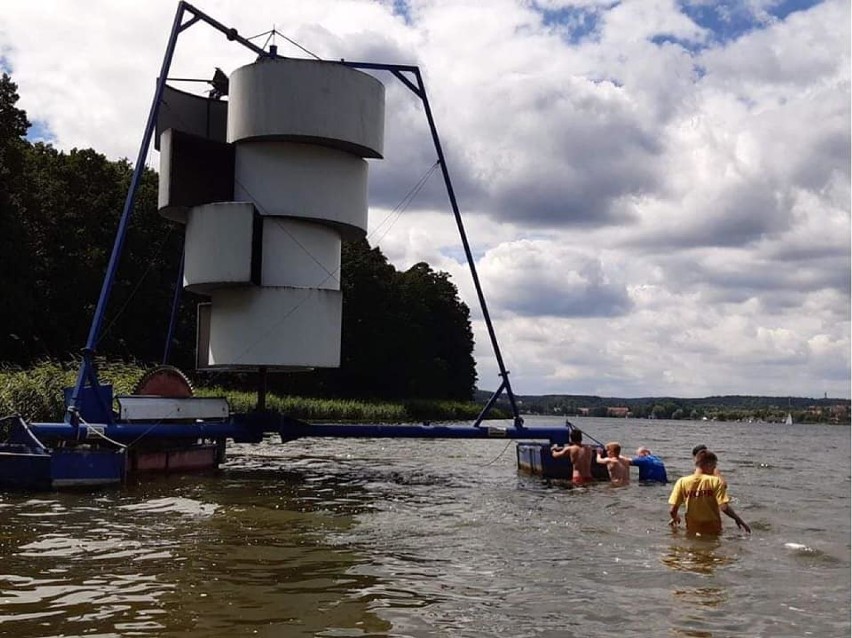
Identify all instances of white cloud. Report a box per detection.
[0,0,848,399]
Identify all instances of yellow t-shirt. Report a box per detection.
[668,474,729,535]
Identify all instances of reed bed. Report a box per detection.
[0,360,494,423]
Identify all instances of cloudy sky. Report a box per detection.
[1,0,849,399]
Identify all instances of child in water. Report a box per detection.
[596,441,631,486]
[668,450,750,535]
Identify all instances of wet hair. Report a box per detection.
[694,450,717,467]
[691,444,708,457]
[605,442,621,456]
[569,429,583,444]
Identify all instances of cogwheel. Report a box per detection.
[133,365,194,397]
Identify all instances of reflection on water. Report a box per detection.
[672,586,728,607]
[0,468,393,637]
[663,534,736,637]
[670,629,715,638]
[661,535,736,574]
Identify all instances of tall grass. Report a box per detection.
[0,359,146,421]
[0,360,500,423]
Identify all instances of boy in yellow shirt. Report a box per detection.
[668,450,750,535]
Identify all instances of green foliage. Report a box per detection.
[12,142,188,365]
[402,399,486,422]
[0,74,36,362]
[0,73,30,141]
[396,262,477,400]
[0,359,150,421]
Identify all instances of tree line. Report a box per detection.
[0,73,477,401]
[493,393,851,424]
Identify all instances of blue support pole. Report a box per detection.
[162,249,185,364]
[68,2,191,420]
[181,2,272,58]
[29,420,570,446]
[68,1,274,422]
[340,61,525,427]
[279,423,567,443]
[410,68,523,427]
[473,379,506,427]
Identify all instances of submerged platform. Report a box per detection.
[0,414,228,490]
[516,442,610,482]
[2,384,588,491]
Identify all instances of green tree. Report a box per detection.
[16,143,184,365]
[332,237,409,398]
[397,262,476,400]
[0,73,36,362]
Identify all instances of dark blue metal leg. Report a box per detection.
[162,249,185,364]
[411,69,523,425]
[69,2,190,417]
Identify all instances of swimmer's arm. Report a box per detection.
[669,504,681,527]
[721,504,751,534]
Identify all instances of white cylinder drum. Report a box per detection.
[206,287,342,369]
[227,58,385,158]
[183,202,256,294]
[234,141,368,239]
[261,218,341,290]
[175,58,384,371]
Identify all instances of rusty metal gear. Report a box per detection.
[133,365,194,397]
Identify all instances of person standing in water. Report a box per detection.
[669,450,750,535]
[692,443,725,486]
[596,441,631,485]
[631,446,668,483]
[551,429,595,486]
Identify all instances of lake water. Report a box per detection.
[0,417,849,637]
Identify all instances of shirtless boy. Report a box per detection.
[551,429,594,486]
[596,442,630,486]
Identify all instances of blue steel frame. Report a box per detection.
[30,418,570,446]
[66,1,524,434]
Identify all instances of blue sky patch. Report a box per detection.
[680,0,824,45]
[27,120,56,144]
[390,0,412,25]
[650,34,704,53]
[532,2,617,44]
[529,0,824,51]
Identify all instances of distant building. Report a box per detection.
[829,405,850,422]
[607,406,630,418]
